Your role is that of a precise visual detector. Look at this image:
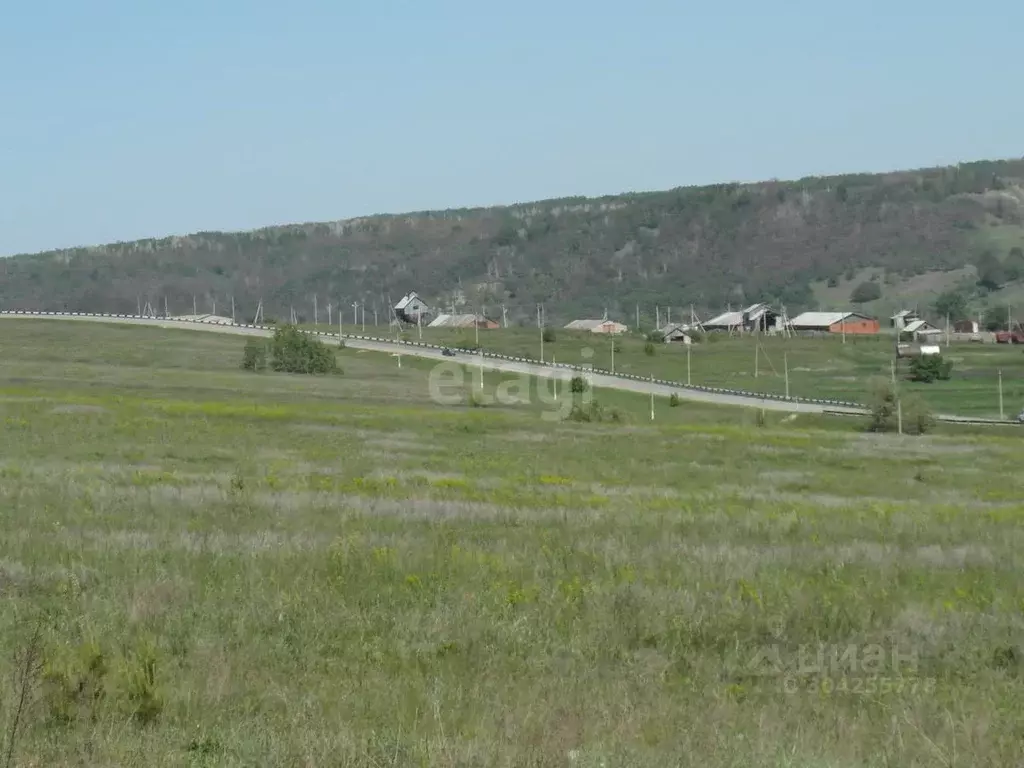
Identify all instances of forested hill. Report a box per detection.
[3,158,1024,325]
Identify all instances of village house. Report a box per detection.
[394,292,431,324]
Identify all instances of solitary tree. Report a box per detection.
[850,281,882,303]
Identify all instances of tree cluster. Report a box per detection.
[242,325,339,374]
[908,354,953,383]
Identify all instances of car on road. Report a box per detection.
[441,347,456,357]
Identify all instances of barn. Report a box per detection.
[564,318,629,335]
[789,311,880,335]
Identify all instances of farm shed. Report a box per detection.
[564,319,629,334]
[704,303,779,333]
[890,309,920,331]
[902,319,943,341]
[657,324,693,343]
[789,311,880,335]
[427,314,498,329]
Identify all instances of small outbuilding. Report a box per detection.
[902,319,943,341]
[657,323,693,344]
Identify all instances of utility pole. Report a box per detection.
[314,295,318,327]
[352,302,358,326]
[193,295,197,316]
[373,305,378,328]
[945,313,950,348]
[475,308,480,347]
[361,304,365,332]
[656,306,661,330]
[635,303,640,332]
[212,298,216,317]
[417,310,422,340]
[164,296,168,319]
[784,352,790,399]
[999,369,1005,420]
[755,343,759,378]
[231,295,235,324]
[842,316,846,345]
[553,355,558,400]
[611,335,615,374]
[327,302,332,329]
[136,296,141,316]
[687,342,691,387]
[501,304,508,328]
[650,372,655,421]
[538,304,544,364]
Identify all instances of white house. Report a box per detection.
[394,292,430,323]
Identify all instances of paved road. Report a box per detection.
[7,312,1015,425]
[1,312,868,416]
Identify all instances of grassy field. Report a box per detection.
[2,319,1024,766]
[305,321,1024,418]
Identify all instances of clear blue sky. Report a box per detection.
[3,0,1022,256]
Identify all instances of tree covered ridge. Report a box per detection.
[3,158,1024,324]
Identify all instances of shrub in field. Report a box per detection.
[565,400,623,423]
[570,375,588,394]
[908,354,953,383]
[645,331,662,343]
[542,328,556,343]
[241,339,269,371]
[866,380,934,434]
[264,325,339,374]
[644,341,656,356]
[669,392,680,407]
[688,330,705,343]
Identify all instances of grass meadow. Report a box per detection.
[304,322,1024,418]
[1,319,1023,766]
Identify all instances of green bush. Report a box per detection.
[866,380,934,434]
[241,339,268,371]
[542,328,556,343]
[262,325,339,375]
[644,341,656,356]
[565,400,623,423]
[570,375,588,394]
[669,392,680,407]
[908,354,953,383]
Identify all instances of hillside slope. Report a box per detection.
[3,158,1024,324]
